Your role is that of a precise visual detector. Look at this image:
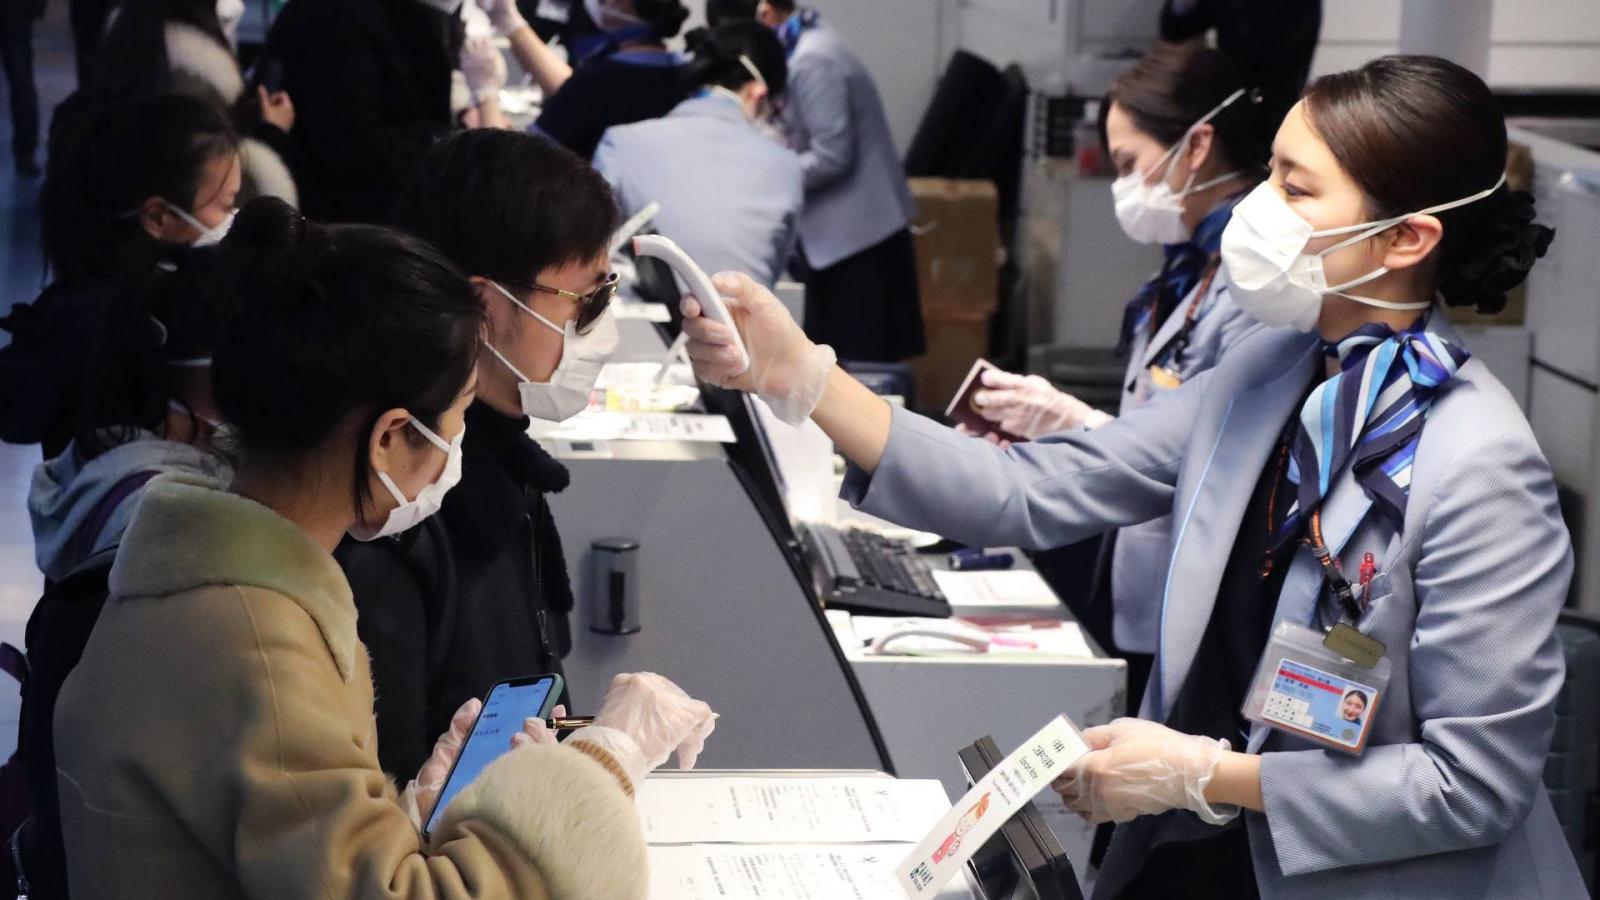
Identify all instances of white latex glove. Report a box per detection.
[971,369,1112,440]
[510,703,566,749]
[681,272,836,426]
[1051,718,1236,826]
[568,673,717,789]
[460,34,507,104]
[475,0,528,35]
[407,697,480,829]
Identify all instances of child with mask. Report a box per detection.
[337,130,624,783]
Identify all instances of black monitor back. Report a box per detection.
[957,737,1085,900]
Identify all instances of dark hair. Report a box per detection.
[81,0,232,105]
[1344,690,1369,706]
[211,198,484,511]
[1303,55,1554,315]
[41,93,239,288]
[633,0,690,38]
[74,242,244,460]
[392,130,620,291]
[764,0,796,12]
[683,20,787,98]
[1099,41,1282,176]
[706,0,757,27]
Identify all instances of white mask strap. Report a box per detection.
[1312,172,1509,254]
[407,417,452,453]
[737,54,767,92]
[376,471,409,507]
[1140,87,1249,188]
[490,280,565,337]
[482,338,533,383]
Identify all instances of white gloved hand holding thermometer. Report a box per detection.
[680,272,836,426]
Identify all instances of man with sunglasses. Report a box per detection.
[335,130,623,784]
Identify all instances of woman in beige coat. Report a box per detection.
[53,198,713,899]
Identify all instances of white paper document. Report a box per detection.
[529,412,736,443]
[931,569,1060,611]
[650,844,973,900]
[639,777,950,845]
[896,715,1090,897]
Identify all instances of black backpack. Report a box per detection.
[3,545,118,900]
[3,469,157,899]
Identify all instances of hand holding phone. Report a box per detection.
[423,674,564,837]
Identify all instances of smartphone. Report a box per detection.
[423,673,565,837]
[257,58,285,94]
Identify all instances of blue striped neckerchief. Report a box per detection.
[1116,189,1244,357]
[1277,315,1471,542]
[777,7,821,57]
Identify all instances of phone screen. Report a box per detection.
[425,676,560,836]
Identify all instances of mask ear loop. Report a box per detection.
[1313,173,1509,297]
[490,280,566,337]
[1141,86,1249,195]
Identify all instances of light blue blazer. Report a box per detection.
[595,92,804,288]
[781,23,915,270]
[844,323,1586,898]
[1106,265,1261,655]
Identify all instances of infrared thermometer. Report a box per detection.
[632,235,750,377]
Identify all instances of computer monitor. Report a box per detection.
[957,737,1085,900]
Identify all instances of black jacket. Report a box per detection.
[0,282,111,457]
[335,401,575,781]
[263,0,461,223]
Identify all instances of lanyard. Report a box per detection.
[1146,256,1221,373]
[1309,510,1364,623]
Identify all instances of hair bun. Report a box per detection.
[1439,188,1555,315]
[683,26,714,56]
[225,196,305,254]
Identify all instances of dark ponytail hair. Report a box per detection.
[683,20,787,99]
[1303,55,1555,315]
[633,0,690,38]
[74,241,243,460]
[705,0,757,27]
[41,93,238,288]
[211,198,484,510]
[1101,40,1284,175]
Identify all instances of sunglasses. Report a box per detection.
[529,272,618,335]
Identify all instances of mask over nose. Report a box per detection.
[164,202,236,247]
[1111,87,1247,246]
[1220,175,1506,331]
[348,417,464,542]
[484,281,619,422]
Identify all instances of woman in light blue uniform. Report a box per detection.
[967,43,1281,707]
[595,20,801,288]
[682,55,1581,898]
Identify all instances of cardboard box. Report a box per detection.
[911,311,992,416]
[909,178,1001,318]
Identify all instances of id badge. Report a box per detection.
[1147,364,1183,391]
[1243,620,1391,755]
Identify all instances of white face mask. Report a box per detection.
[165,203,236,247]
[484,281,619,422]
[585,0,645,33]
[1111,88,1247,246]
[1220,175,1506,332]
[216,0,244,48]
[348,417,464,542]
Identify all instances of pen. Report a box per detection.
[948,551,1015,571]
[546,716,596,730]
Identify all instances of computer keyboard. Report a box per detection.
[799,523,951,618]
